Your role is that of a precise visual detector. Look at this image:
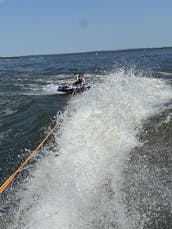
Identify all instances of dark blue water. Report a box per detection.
[0,48,172,228]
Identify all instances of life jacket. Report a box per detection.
[75,78,83,84]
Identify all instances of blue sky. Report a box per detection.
[0,0,172,56]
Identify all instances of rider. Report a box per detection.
[70,73,86,85]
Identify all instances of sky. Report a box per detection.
[0,0,172,56]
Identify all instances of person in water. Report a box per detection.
[69,73,86,85]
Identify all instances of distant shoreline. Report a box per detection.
[0,56,20,60]
[0,46,172,59]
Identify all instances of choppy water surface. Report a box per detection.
[0,48,172,228]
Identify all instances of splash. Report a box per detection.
[10,69,172,229]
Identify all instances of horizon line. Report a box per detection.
[0,45,172,59]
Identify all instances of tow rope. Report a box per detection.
[0,123,58,193]
[0,87,78,193]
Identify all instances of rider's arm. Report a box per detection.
[82,78,86,84]
[67,79,77,85]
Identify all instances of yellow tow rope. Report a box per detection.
[0,123,58,193]
[0,87,78,193]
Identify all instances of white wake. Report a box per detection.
[11,70,172,229]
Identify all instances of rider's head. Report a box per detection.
[78,73,84,78]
